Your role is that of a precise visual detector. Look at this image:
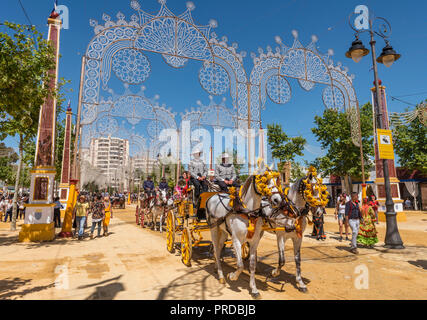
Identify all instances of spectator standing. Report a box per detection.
[335,194,350,241]
[345,192,363,254]
[312,207,326,241]
[17,197,25,220]
[404,198,412,210]
[4,198,13,222]
[0,196,6,221]
[73,195,90,240]
[369,195,380,224]
[90,195,105,239]
[103,196,113,236]
[357,198,379,248]
[53,197,63,228]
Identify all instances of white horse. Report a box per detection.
[206,162,284,299]
[263,175,325,293]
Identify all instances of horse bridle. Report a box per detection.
[252,174,284,209]
[297,176,317,216]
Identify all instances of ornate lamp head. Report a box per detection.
[377,41,401,67]
[345,37,370,63]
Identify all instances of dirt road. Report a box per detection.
[0,205,426,300]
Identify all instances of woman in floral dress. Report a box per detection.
[357,198,378,247]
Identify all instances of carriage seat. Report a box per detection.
[196,192,218,220]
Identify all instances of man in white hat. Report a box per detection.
[188,148,208,201]
[214,152,239,192]
[215,153,248,213]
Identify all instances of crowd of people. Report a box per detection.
[337,192,379,254]
[0,194,29,222]
[141,150,246,214]
[72,194,113,240]
[309,192,380,254]
[0,151,382,252]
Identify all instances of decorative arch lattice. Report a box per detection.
[80,0,363,166]
[82,85,177,158]
[81,0,251,134]
[249,32,362,147]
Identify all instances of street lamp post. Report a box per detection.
[346,10,404,249]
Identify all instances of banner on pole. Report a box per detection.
[377,129,395,160]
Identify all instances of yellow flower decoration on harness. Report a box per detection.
[302,166,330,207]
[254,170,282,198]
[228,186,236,207]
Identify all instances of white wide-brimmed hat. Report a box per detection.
[192,148,203,155]
[221,152,230,158]
[208,170,215,177]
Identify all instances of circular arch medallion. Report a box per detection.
[112,48,151,84]
[266,74,291,105]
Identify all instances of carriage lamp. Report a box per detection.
[345,37,370,63]
[376,42,401,67]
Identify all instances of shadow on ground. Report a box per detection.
[0,277,55,299]
[80,275,125,300]
[408,260,427,270]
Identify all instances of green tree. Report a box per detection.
[0,143,18,184]
[311,103,374,193]
[0,157,16,185]
[0,22,67,230]
[291,162,306,183]
[83,181,100,193]
[392,102,427,175]
[267,123,306,171]
[19,166,31,189]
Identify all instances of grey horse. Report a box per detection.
[150,189,173,233]
[263,176,325,293]
[206,161,283,299]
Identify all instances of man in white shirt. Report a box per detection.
[4,199,13,222]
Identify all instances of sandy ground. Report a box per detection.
[0,205,426,300]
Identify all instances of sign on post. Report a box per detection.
[377,129,395,160]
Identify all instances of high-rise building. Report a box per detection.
[130,154,156,173]
[89,136,130,190]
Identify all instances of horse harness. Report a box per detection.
[206,188,268,239]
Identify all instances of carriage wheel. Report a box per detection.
[166,210,175,253]
[181,227,193,267]
[242,242,250,261]
[141,208,145,228]
[135,205,140,225]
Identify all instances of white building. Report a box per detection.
[130,154,156,174]
[89,136,130,190]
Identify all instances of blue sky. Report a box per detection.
[1,0,426,165]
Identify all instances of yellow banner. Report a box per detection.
[377,129,395,160]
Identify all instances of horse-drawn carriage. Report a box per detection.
[163,162,329,298]
[112,196,126,209]
[165,187,228,267]
[136,189,173,231]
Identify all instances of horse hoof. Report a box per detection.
[227,273,236,281]
[299,287,307,293]
[219,278,225,285]
[251,292,262,300]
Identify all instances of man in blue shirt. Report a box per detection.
[143,176,155,198]
[345,192,363,254]
[158,177,169,192]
